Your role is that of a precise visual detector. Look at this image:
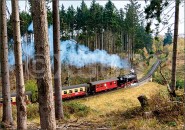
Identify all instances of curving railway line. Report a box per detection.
[132,59,161,87]
[67,59,162,100]
[0,59,162,104]
[62,59,162,100]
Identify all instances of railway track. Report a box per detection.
[0,59,162,104]
[131,59,161,87]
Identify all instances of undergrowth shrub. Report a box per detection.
[27,103,39,119]
[152,73,164,84]
[153,72,184,91]
[119,90,183,129]
[149,90,183,125]
[63,102,90,118]
[25,80,38,102]
[176,79,184,89]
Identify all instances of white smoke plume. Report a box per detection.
[8,23,129,69]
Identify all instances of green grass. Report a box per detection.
[63,101,91,118]
[25,80,38,102]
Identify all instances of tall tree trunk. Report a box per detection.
[170,0,180,97]
[0,0,14,127]
[96,33,98,49]
[32,0,56,129]
[127,34,131,62]
[120,32,123,53]
[124,34,127,51]
[101,28,103,50]
[87,37,89,48]
[131,36,134,67]
[12,0,27,129]
[52,0,64,119]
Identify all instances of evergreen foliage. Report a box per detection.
[144,0,169,34]
[163,27,172,46]
[7,0,153,54]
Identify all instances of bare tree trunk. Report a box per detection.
[95,33,98,49]
[0,0,14,127]
[32,0,56,129]
[52,0,64,120]
[170,0,180,97]
[127,35,131,62]
[101,28,103,50]
[11,0,27,129]
[131,36,134,67]
[87,37,89,48]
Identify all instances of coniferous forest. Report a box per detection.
[7,0,152,62]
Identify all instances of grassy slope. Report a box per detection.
[1,81,181,129]
[75,82,163,115]
[63,82,183,129]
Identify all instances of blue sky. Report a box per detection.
[6,0,185,36]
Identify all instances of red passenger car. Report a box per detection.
[89,78,118,93]
[62,84,89,99]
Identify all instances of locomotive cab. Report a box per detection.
[117,73,138,88]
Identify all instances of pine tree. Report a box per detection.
[124,0,141,63]
[11,0,27,129]
[163,27,172,46]
[52,0,64,119]
[59,4,68,40]
[170,0,180,97]
[0,0,14,127]
[31,0,56,129]
[66,5,75,38]
[144,0,180,97]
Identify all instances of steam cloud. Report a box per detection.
[8,23,129,69]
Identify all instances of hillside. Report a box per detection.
[0,81,183,129]
[25,82,183,129]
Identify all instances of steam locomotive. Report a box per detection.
[0,72,137,105]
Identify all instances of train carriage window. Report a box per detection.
[80,88,83,91]
[64,91,67,94]
[75,89,78,92]
[69,90,73,93]
[0,98,3,103]
[12,97,16,102]
[110,82,112,85]
[114,81,116,84]
[25,95,29,100]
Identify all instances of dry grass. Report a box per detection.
[65,82,183,129]
[75,82,164,113]
[0,82,183,129]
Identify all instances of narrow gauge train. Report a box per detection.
[61,73,137,99]
[0,73,137,104]
[0,91,32,106]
